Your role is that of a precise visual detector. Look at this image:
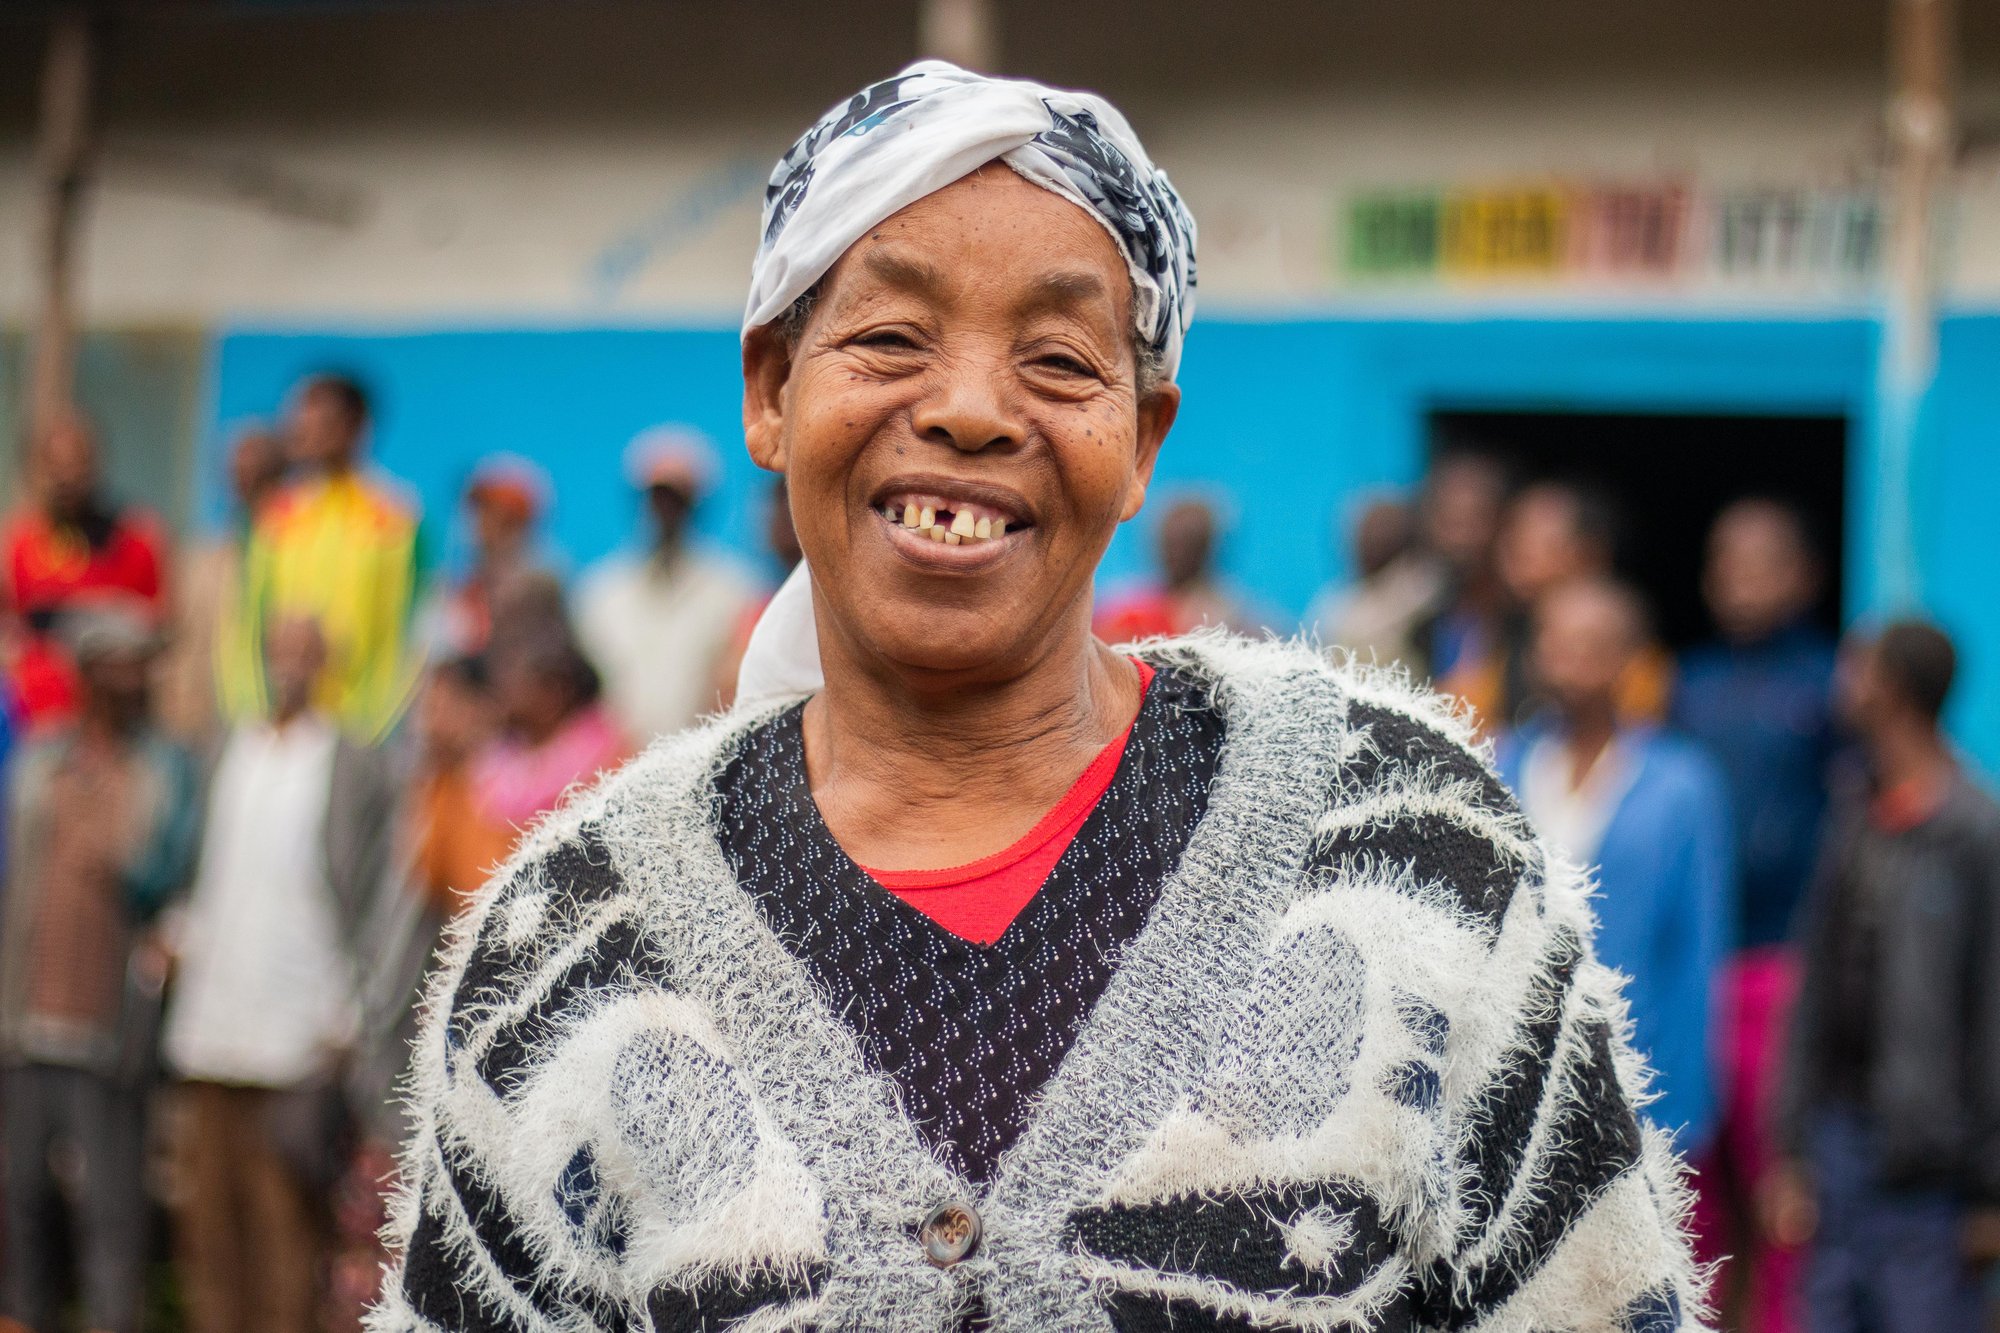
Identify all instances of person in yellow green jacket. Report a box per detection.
[218,374,424,742]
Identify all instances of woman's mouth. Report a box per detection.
[876,495,1017,545]
[870,486,1033,568]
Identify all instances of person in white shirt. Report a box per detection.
[1303,491,1443,669]
[1494,579,1734,1160]
[574,426,759,741]
[164,615,395,1333]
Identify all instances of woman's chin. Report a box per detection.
[847,607,1041,681]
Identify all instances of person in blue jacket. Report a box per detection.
[1497,577,1736,1155]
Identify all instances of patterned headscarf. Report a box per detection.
[744,60,1197,380]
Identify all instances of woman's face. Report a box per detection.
[744,164,1178,680]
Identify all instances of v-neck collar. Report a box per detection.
[750,665,1206,970]
[715,664,1224,1182]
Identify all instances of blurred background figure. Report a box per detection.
[480,575,630,829]
[1304,491,1440,667]
[156,427,288,751]
[713,475,805,711]
[0,604,199,1333]
[1771,619,2000,1332]
[424,453,554,658]
[1453,478,1617,728]
[218,373,423,743]
[405,654,510,923]
[1674,498,1838,1331]
[1497,480,1619,607]
[575,426,756,742]
[1097,494,1272,640]
[1497,579,1734,1161]
[1455,479,1674,732]
[1,411,168,733]
[162,614,395,1333]
[1406,450,1511,685]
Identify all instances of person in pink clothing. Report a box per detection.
[473,585,631,830]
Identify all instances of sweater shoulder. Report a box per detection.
[428,706,775,1034]
[1139,631,1524,830]
[1140,632,1485,746]
[1142,633,1536,933]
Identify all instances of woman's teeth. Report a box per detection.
[885,502,1009,546]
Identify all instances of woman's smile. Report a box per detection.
[869,474,1035,572]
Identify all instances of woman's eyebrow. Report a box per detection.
[859,249,951,295]
[1015,270,1115,321]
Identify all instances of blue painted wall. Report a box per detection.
[202,311,2000,768]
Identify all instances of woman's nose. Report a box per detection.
[912,363,1025,454]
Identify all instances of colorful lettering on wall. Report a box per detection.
[1441,188,1569,277]
[1345,192,1440,276]
[1342,182,1880,286]
[1712,188,1882,281]
[1573,183,1691,276]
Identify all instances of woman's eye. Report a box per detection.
[1037,354,1094,377]
[856,329,919,350]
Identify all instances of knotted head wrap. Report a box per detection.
[744,59,1196,380]
[735,61,1197,707]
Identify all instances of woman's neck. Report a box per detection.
[802,627,1141,872]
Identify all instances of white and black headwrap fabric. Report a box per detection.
[743,59,1197,381]
[736,62,1197,709]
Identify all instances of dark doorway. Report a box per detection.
[1427,409,1847,650]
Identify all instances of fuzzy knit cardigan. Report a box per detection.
[370,635,1705,1333]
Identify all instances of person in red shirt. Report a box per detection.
[1095,494,1270,642]
[1,411,168,731]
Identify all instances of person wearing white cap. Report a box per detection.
[572,425,759,741]
[374,62,1703,1332]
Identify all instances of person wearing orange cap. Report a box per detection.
[425,454,552,657]
[573,425,757,741]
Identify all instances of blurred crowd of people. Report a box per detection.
[1298,452,2000,1332]
[0,381,1993,1332]
[0,375,792,1333]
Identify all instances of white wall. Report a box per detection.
[2,0,1996,324]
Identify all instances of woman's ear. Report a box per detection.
[1120,380,1180,522]
[743,324,793,472]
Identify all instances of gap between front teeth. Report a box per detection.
[889,503,1007,545]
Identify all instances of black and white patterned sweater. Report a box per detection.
[371,635,1705,1333]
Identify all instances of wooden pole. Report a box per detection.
[1875,0,1955,607]
[27,4,101,441]
[918,0,998,72]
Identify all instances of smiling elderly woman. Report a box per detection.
[373,64,1703,1333]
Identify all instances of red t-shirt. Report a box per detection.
[2,507,167,728]
[860,659,1154,945]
